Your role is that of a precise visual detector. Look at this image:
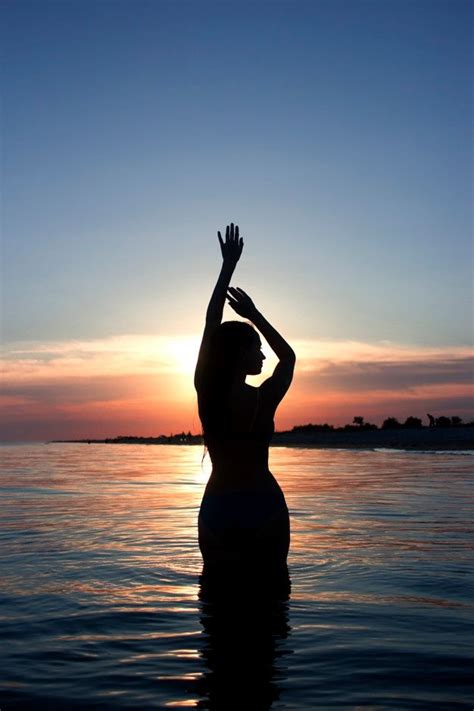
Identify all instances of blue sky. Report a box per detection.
[3,0,472,345]
[1,0,472,438]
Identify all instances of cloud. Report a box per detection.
[292,338,473,367]
[0,374,151,406]
[2,334,201,382]
[295,356,473,392]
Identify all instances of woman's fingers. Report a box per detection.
[218,225,243,264]
[226,296,240,310]
[230,286,251,302]
[227,287,242,299]
[222,223,240,243]
[227,290,242,305]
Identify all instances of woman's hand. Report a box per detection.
[226,287,259,321]
[218,223,243,265]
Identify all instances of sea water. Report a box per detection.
[1,443,473,710]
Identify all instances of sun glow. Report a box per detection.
[164,336,201,376]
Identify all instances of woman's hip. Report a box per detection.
[199,487,288,535]
[198,487,290,565]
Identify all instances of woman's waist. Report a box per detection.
[207,449,269,473]
[205,468,282,494]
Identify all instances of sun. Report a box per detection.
[165,336,201,376]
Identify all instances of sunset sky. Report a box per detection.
[2,0,472,441]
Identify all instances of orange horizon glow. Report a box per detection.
[1,334,473,441]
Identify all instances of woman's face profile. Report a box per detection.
[241,336,265,375]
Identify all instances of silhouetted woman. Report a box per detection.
[194,223,295,571]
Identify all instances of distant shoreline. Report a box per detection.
[270,426,473,451]
[48,426,473,451]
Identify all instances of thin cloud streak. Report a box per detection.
[296,357,473,391]
[2,335,201,381]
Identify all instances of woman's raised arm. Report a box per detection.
[226,286,295,406]
[194,223,243,390]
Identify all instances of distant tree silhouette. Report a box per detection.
[426,415,465,428]
[403,416,423,429]
[292,423,334,433]
[382,417,402,430]
[342,418,377,432]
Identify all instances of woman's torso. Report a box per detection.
[200,383,280,494]
[198,382,289,564]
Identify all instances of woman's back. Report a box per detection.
[201,384,277,489]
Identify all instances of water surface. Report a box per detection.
[1,443,473,709]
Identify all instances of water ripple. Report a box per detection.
[0,443,472,709]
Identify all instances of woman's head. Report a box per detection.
[198,321,265,438]
[210,321,265,377]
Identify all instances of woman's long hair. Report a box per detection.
[198,321,258,443]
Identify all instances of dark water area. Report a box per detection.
[1,444,473,709]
